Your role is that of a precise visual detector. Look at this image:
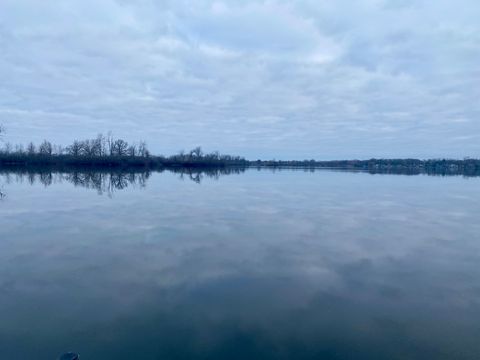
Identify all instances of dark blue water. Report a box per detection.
[0,169,479,359]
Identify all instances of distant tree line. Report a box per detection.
[253,158,480,176]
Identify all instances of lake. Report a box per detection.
[0,169,479,360]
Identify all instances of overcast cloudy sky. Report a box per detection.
[0,0,479,159]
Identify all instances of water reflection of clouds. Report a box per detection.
[1,170,480,358]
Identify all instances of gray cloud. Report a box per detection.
[0,0,479,159]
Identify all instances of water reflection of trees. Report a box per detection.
[0,167,247,196]
[172,166,246,183]
[251,166,480,177]
[0,171,149,196]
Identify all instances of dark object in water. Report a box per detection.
[59,352,79,360]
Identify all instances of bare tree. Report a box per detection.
[14,144,25,154]
[111,139,129,156]
[107,131,114,156]
[190,146,203,158]
[54,144,65,155]
[138,141,148,157]
[27,142,36,155]
[127,144,137,157]
[3,142,12,154]
[78,140,90,156]
[99,134,108,156]
[39,140,53,155]
[67,141,82,156]
[86,135,103,156]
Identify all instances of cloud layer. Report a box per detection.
[0,0,479,158]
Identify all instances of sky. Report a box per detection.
[0,0,479,159]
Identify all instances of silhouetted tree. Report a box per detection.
[107,132,115,156]
[138,141,149,157]
[14,144,24,154]
[53,144,64,155]
[39,140,53,155]
[82,135,103,156]
[127,144,137,157]
[3,142,12,154]
[66,141,82,156]
[27,142,36,155]
[190,146,203,158]
[111,139,129,156]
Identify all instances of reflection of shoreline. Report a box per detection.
[0,167,248,195]
[0,162,478,198]
[1,163,480,178]
[0,163,478,198]
[251,166,480,177]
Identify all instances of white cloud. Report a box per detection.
[0,0,479,158]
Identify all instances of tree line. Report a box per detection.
[0,133,247,169]
[253,158,480,176]
[0,134,150,158]
[1,126,479,175]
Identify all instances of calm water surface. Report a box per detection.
[0,169,479,360]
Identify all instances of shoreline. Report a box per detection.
[0,154,479,176]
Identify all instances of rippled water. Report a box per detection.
[0,169,479,360]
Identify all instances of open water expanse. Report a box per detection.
[0,169,479,359]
